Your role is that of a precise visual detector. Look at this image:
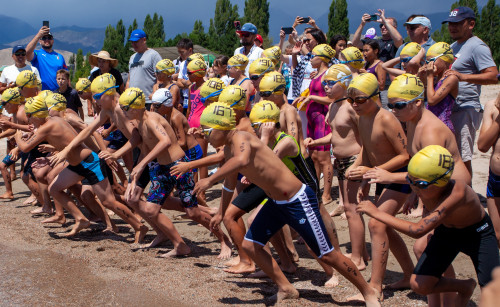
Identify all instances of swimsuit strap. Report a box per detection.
[238,78,250,85]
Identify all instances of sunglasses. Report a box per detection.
[340,59,364,64]
[346,91,380,104]
[93,85,118,100]
[187,69,205,76]
[406,25,420,31]
[203,128,213,137]
[260,84,285,97]
[406,167,453,189]
[14,52,26,56]
[322,75,352,88]
[425,52,451,64]
[200,89,223,103]
[387,91,424,110]
[41,36,53,41]
[400,56,413,63]
[119,94,142,112]
[239,32,251,38]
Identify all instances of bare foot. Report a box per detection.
[344,253,366,271]
[158,243,191,258]
[30,207,53,215]
[223,261,255,274]
[384,278,411,290]
[41,215,66,225]
[224,256,239,267]
[346,292,365,303]
[365,287,383,307]
[22,195,37,205]
[324,274,339,288]
[59,219,91,237]
[143,233,168,248]
[134,225,149,244]
[10,174,17,181]
[267,288,300,304]
[456,279,476,307]
[248,265,295,278]
[0,193,14,201]
[329,204,344,217]
[217,240,233,260]
[102,223,119,235]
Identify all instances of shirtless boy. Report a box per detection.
[193,101,381,306]
[48,74,149,241]
[357,145,500,307]
[111,88,232,258]
[345,73,414,300]
[305,64,367,270]
[478,91,500,246]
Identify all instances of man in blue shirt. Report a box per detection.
[26,26,67,91]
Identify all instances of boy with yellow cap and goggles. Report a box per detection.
[340,46,366,74]
[344,73,415,302]
[248,57,274,90]
[49,73,151,243]
[16,70,40,98]
[365,73,471,305]
[358,145,499,304]
[262,46,282,66]
[382,42,423,77]
[194,101,381,305]
[75,78,96,116]
[110,87,233,258]
[152,59,181,112]
[227,54,254,113]
[199,77,225,105]
[305,64,368,270]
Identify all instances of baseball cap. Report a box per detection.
[442,6,476,24]
[129,29,147,42]
[255,34,263,43]
[404,17,432,30]
[236,23,257,35]
[364,28,376,39]
[12,45,26,54]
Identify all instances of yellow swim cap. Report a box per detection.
[119,88,146,110]
[259,71,286,95]
[248,57,274,76]
[91,73,117,95]
[1,87,23,105]
[262,46,282,65]
[228,54,249,70]
[400,42,422,58]
[75,78,92,92]
[187,59,207,77]
[426,42,454,64]
[388,74,424,101]
[24,95,48,118]
[200,78,225,102]
[324,64,352,89]
[341,47,365,69]
[249,100,280,123]
[200,102,236,130]
[45,93,67,111]
[408,145,454,187]
[156,59,175,75]
[187,53,204,62]
[219,85,247,110]
[312,44,336,63]
[16,70,38,88]
[348,73,378,96]
[39,90,53,100]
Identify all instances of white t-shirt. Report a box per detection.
[234,45,263,77]
[0,64,40,85]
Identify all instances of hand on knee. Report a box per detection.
[368,218,386,234]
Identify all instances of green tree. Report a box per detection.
[72,49,91,83]
[207,0,240,56]
[328,0,349,39]
[242,0,270,36]
[102,20,130,72]
[189,20,207,46]
[143,13,166,47]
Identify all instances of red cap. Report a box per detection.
[255,34,263,43]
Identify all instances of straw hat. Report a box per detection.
[89,50,118,68]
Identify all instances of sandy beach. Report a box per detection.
[0,84,498,306]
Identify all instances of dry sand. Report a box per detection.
[0,84,498,306]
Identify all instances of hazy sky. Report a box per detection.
[2,0,494,35]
